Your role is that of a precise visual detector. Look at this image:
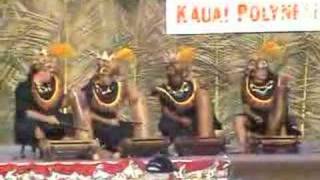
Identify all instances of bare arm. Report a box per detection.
[26,110,59,124]
[266,75,290,135]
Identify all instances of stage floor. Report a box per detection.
[230,154,320,180]
[3,142,320,180]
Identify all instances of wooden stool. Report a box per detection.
[121,138,170,157]
[175,136,225,156]
[40,139,100,161]
[121,136,225,157]
[252,135,301,153]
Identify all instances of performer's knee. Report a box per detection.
[34,126,45,140]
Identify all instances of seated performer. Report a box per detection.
[82,48,149,156]
[15,46,93,158]
[153,47,221,150]
[233,55,301,153]
[15,68,37,158]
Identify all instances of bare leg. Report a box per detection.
[35,126,47,159]
[233,115,249,153]
[166,137,178,157]
[20,145,26,159]
[31,143,37,159]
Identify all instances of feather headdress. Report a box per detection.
[96,47,135,63]
[32,42,76,68]
[96,47,136,75]
[48,42,76,59]
[254,39,286,61]
[175,46,196,64]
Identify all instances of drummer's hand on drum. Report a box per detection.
[47,116,60,125]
